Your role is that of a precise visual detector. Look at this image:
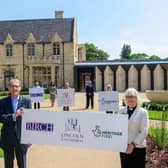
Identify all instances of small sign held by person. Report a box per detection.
[98,91,119,112]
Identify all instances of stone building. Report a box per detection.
[0,11,168,92]
[0,11,85,89]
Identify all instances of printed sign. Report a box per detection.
[21,109,128,152]
[98,91,119,112]
[29,87,44,103]
[57,88,75,106]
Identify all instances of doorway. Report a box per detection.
[80,73,92,91]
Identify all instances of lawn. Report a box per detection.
[19,94,50,99]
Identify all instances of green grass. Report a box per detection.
[0,94,50,100]
[148,110,168,121]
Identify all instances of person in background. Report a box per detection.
[63,82,70,111]
[106,84,112,91]
[49,81,56,107]
[105,84,113,114]
[0,78,32,168]
[85,81,94,109]
[119,88,149,168]
[33,81,40,109]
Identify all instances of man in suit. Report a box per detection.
[0,78,31,168]
[85,81,94,109]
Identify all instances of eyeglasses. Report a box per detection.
[10,85,20,88]
[125,96,136,99]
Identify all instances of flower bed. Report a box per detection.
[146,135,168,168]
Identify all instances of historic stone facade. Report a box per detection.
[0,11,85,89]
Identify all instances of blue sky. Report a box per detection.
[0,0,168,59]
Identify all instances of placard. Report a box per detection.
[29,87,44,102]
[98,91,119,112]
[57,88,75,106]
[21,109,128,152]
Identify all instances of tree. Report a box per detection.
[130,53,149,60]
[149,55,160,60]
[120,44,131,59]
[85,43,110,61]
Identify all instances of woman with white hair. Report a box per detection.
[119,88,149,168]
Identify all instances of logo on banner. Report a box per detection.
[26,122,54,132]
[92,125,122,139]
[99,98,119,105]
[65,118,80,132]
[30,93,43,97]
[61,118,84,143]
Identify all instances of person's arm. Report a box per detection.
[132,109,149,145]
[0,100,14,123]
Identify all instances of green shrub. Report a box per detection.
[0,148,3,157]
[142,102,168,111]
[149,127,168,149]
[44,88,50,94]
[0,91,9,97]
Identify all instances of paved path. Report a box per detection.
[0,92,149,168]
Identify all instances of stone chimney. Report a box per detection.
[55,11,64,18]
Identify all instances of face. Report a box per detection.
[125,92,137,107]
[35,82,39,86]
[65,83,69,88]
[106,86,112,91]
[8,79,21,98]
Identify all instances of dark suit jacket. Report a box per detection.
[0,96,31,149]
[86,85,94,96]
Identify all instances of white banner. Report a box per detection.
[29,88,44,102]
[98,91,119,112]
[57,88,75,106]
[21,109,128,152]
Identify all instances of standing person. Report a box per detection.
[105,84,112,91]
[49,81,56,107]
[85,81,94,109]
[119,88,149,168]
[105,84,113,114]
[33,81,40,109]
[63,82,70,111]
[0,78,32,168]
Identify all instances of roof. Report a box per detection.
[75,59,168,67]
[0,18,74,43]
